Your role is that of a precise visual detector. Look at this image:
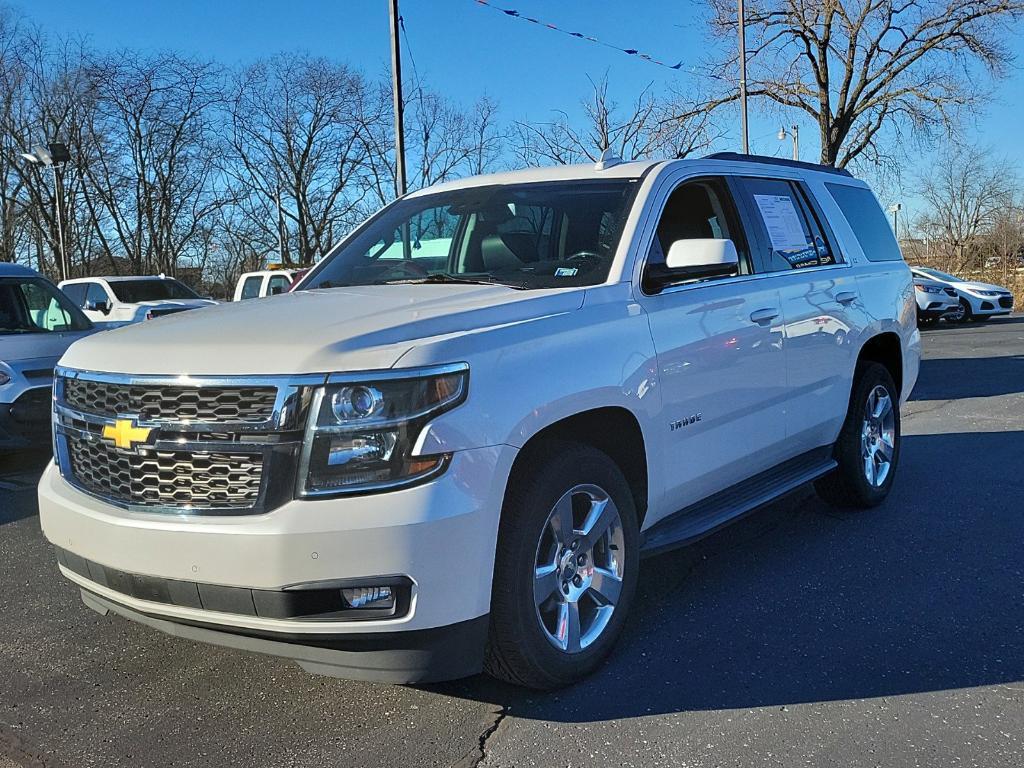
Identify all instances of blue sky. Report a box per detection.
[15,0,1024,212]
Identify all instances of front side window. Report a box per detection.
[61,283,87,307]
[303,180,638,290]
[85,282,109,306]
[108,278,199,303]
[0,278,92,334]
[267,274,291,294]
[740,178,837,271]
[647,178,750,277]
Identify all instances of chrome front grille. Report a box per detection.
[53,368,321,515]
[69,438,263,509]
[64,378,277,423]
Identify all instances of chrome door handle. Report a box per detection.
[836,291,858,305]
[749,308,780,325]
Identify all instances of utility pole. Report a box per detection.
[738,0,749,153]
[389,0,407,198]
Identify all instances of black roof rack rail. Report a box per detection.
[702,152,854,178]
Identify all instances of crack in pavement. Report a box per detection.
[453,706,509,768]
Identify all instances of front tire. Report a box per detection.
[815,362,901,509]
[949,298,972,324]
[484,441,639,689]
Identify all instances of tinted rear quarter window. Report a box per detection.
[826,183,902,262]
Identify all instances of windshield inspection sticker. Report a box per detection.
[752,194,809,252]
[554,267,579,277]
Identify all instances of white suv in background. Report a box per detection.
[40,153,919,689]
[59,275,216,327]
[910,267,1015,322]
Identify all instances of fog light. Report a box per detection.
[342,586,394,609]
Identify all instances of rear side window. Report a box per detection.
[826,183,902,262]
[239,276,262,300]
[736,177,838,271]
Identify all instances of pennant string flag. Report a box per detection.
[472,1,683,70]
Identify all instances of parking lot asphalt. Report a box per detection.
[2,316,1023,768]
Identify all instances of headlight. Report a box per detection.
[975,290,1001,296]
[0,372,10,386]
[298,364,468,496]
[915,284,941,293]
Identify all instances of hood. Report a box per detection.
[59,284,585,375]
[134,299,218,308]
[1,329,96,365]
[953,281,1008,293]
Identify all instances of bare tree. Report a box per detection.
[694,0,1024,167]
[76,51,227,276]
[513,75,717,167]
[227,54,386,267]
[912,145,1018,272]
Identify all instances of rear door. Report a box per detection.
[732,176,862,449]
[637,176,789,521]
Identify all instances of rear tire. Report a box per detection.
[484,441,639,689]
[815,362,901,509]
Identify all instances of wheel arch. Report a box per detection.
[856,331,903,396]
[509,406,650,527]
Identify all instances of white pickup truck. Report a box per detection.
[40,153,920,689]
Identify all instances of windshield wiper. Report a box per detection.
[376,273,530,290]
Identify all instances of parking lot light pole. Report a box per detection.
[20,142,71,282]
[778,124,799,161]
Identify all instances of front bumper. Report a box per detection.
[964,293,1014,316]
[39,443,516,681]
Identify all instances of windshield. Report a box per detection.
[918,267,959,282]
[0,277,93,334]
[303,180,639,291]
[109,278,200,303]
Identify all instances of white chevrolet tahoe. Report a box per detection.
[39,153,920,689]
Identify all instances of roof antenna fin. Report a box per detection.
[594,149,622,171]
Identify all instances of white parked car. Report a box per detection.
[40,153,920,689]
[912,275,960,326]
[0,264,96,451]
[910,267,1014,322]
[233,270,296,300]
[59,275,216,327]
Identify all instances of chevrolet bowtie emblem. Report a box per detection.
[102,419,152,450]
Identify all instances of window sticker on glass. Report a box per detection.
[554,267,578,277]
[752,194,809,252]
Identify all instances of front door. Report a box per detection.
[637,177,789,523]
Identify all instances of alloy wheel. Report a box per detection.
[861,385,896,488]
[533,484,625,654]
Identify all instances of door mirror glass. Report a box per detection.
[85,299,111,314]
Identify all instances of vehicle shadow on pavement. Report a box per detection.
[431,428,1024,722]
[912,355,1024,400]
[0,450,50,526]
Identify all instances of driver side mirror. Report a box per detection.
[645,238,739,293]
[85,299,111,314]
